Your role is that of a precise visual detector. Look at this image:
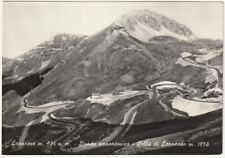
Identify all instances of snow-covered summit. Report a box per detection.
[115,9,197,42]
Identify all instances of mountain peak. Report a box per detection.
[115,9,197,42]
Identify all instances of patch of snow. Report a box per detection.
[181,52,192,58]
[151,81,176,88]
[195,58,204,63]
[35,47,45,49]
[85,107,91,118]
[179,82,185,86]
[13,74,19,78]
[129,21,159,42]
[176,58,196,67]
[40,60,51,69]
[121,21,194,42]
[156,85,180,90]
[208,87,222,94]
[196,52,220,61]
[82,60,92,67]
[160,26,193,41]
[17,76,25,80]
[16,58,24,62]
[172,96,222,116]
[203,87,223,97]
[193,96,222,102]
[48,48,62,51]
[61,37,67,41]
[205,68,218,84]
[198,48,208,53]
[87,91,147,106]
[50,113,73,120]
[17,100,74,123]
[26,69,35,74]
[4,74,19,80]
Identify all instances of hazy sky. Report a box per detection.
[3,1,223,58]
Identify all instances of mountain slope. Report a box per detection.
[24,23,207,106]
[2,9,223,155]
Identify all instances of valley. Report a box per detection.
[2,9,223,155]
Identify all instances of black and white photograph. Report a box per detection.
[1,0,223,155]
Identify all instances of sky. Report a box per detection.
[3,1,223,58]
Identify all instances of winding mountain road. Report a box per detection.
[17,53,222,154]
[183,57,222,87]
